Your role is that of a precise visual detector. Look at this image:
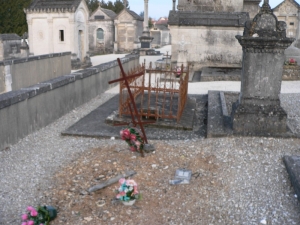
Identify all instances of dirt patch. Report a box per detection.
[46,142,228,224]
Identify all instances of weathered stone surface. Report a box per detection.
[41,76,76,90]
[283,156,300,202]
[283,65,300,80]
[168,11,248,27]
[232,1,294,136]
[207,91,300,138]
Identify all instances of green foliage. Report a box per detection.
[149,17,153,29]
[85,0,100,13]
[0,0,33,36]
[100,0,129,14]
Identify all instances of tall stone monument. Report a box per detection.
[139,0,153,52]
[231,0,294,135]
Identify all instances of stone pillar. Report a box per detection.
[114,23,118,52]
[231,1,294,135]
[144,0,149,32]
[139,0,153,49]
[173,0,176,11]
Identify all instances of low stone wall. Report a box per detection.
[282,65,300,80]
[0,54,139,150]
[0,52,71,93]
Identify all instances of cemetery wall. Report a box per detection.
[170,26,244,70]
[0,54,139,150]
[0,52,71,93]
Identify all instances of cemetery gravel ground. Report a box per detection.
[1,93,300,224]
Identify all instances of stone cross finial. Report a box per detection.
[123,0,127,6]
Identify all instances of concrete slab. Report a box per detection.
[207,91,300,138]
[201,67,241,81]
[62,94,208,140]
[283,156,300,202]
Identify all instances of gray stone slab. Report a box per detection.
[283,156,300,202]
[207,91,300,138]
[62,94,207,140]
[207,91,229,138]
[201,67,241,81]
[168,11,249,27]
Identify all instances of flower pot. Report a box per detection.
[44,206,57,221]
[122,199,136,206]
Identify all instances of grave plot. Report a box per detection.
[62,60,208,141]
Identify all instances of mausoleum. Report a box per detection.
[168,0,261,77]
[25,0,90,65]
[88,5,116,55]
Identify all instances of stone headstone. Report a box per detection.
[231,1,294,135]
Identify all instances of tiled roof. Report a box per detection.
[0,34,21,41]
[101,8,117,19]
[273,0,300,10]
[27,0,82,11]
[126,9,143,21]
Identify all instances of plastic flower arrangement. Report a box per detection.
[21,206,57,225]
[285,58,297,65]
[116,178,140,202]
[120,127,144,152]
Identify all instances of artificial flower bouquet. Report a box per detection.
[285,58,297,65]
[116,178,140,203]
[21,205,57,225]
[120,127,144,152]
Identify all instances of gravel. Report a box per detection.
[1,92,300,224]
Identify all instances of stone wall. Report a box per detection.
[177,0,243,12]
[0,39,22,61]
[170,26,244,70]
[0,54,139,150]
[0,52,71,93]
[283,65,300,80]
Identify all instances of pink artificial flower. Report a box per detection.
[30,209,38,217]
[21,214,28,221]
[26,206,35,212]
[290,58,296,63]
[40,224,44,225]
[116,191,126,198]
[130,146,136,152]
[21,222,28,225]
[135,140,141,147]
[119,178,126,184]
[28,221,34,225]
[126,179,137,186]
[133,186,139,195]
[130,134,136,141]
[123,129,130,139]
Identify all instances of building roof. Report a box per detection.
[155,17,168,25]
[90,6,116,19]
[101,8,117,19]
[155,24,169,31]
[27,0,82,12]
[0,34,21,41]
[126,9,143,21]
[273,0,300,10]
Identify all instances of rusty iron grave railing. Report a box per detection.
[119,61,189,123]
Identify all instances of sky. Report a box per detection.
[128,0,300,20]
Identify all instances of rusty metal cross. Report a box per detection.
[108,58,153,157]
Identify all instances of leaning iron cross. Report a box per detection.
[108,58,153,157]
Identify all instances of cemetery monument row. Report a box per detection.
[231,0,294,135]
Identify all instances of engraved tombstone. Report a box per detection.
[231,1,294,135]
